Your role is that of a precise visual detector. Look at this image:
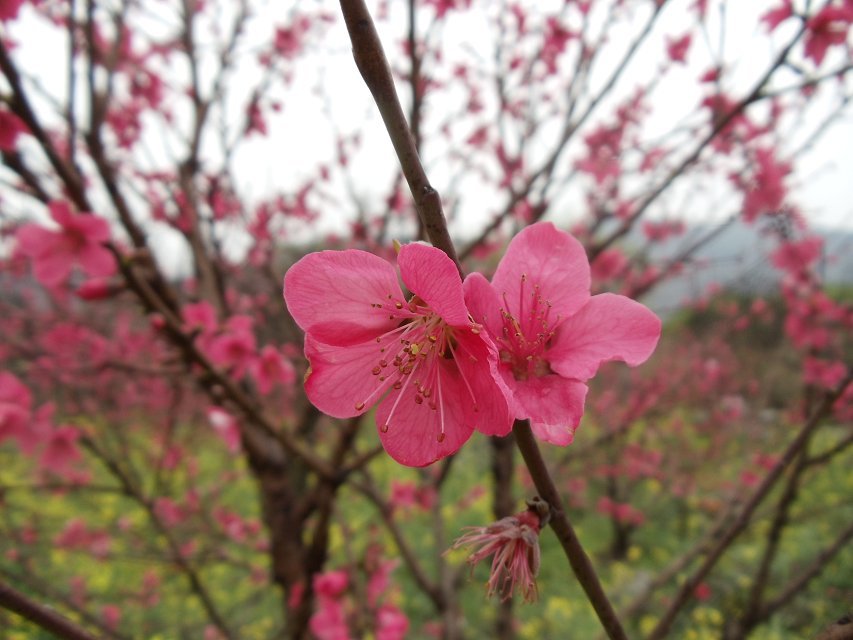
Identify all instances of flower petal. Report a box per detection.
[377,358,474,467]
[397,243,469,326]
[548,293,661,381]
[284,250,405,346]
[16,224,56,258]
[78,244,116,278]
[452,329,513,437]
[511,376,588,446]
[33,249,72,287]
[303,334,399,419]
[492,222,590,321]
[463,272,504,339]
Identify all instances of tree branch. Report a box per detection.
[513,419,628,640]
[338,0,461,276]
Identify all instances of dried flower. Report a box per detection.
[450,508,543,602]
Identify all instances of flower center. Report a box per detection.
[497,275,558,381]
[354,295,480,442]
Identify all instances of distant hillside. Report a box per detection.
[634,221,853,312]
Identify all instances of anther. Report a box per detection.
[437,433,446,443]
[380,423,389,433]
[372,366,381,375]
[355,402,365,411]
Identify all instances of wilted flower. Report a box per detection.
[450,508,543,602]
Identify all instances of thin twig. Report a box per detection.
[513,419,628,640]
[0,580,99,640]
[338,0,461,276]
[645,372,852,640]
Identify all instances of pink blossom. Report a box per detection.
[54,518,111,558]
[310,571,352,640]
[366,559,398,607]
[101,605,121,631]
[804,6,853,66]
[739,148,791,221]
[207,407,241,454]
[575,125,622,184]
[0,108,27,149]
[666,34,691,63]
[541,17,575,75]
[208,315,256,378]
[249,345,296,395]
[309,598,351,640]
[803,357,847,389]
[761,0,793,31]
[314,570,349,598]
[591,248,628,282]
[376,605,409,640]
[450,509,542,602]
[154,497,185,527]
[39,426,82,475]
[464,223,660,445]
[0,372,30,446]
[0,0,23,21]
[75,277,122,301]
[771,236,823,273]
[16,201,115,288]
[283,243,511,467]
[694,582,712,602]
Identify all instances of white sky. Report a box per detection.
[2,0,851,276]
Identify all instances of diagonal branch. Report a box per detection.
[513,419,628,640]
[645,371,852,640]
[0,579,100,640]
[338,0,461,276]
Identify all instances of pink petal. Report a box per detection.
[34,249,73,287]
[284,250,404,346]
[452,330,513,437]
[548,293,661,380]
[78,244,116,278]
[303,334,398,419]
[0,371,31,407]
[397,243,469,326]
[74,213,112,243]
[49,200,76,227]
[511,376,588,446]
[462,272,504,338]
[492,223,591,321]
[376,360,474,467]
[16,224,56,258]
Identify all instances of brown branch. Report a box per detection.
[353,474,444,611]
[0,41,88,210]
[736,443,811,636]
[82,438,236,640]
[338,0,461,276]
[491,434,516,640]
[759,519,853,624]
[114,257,336,480]
[459,4,663,261]
[0,579,100,640]
[513,419,628,640]
[591,15,813,261]
[645,372,852,640]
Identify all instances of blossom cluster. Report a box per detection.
[284,222,661,467]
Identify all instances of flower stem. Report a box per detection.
[337,0,462,278]
[513,419,628,640]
